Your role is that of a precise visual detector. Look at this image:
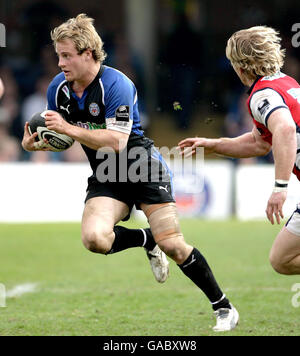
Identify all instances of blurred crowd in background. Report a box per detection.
[0,0,299,164]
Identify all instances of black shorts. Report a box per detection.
[85,146,175,221]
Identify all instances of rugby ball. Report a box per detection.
[28,111,74,152]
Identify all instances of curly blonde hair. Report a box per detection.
[51,13,107,63]
[226,26,285,80]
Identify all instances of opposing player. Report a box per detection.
[22,14,238,331]
[179,26,300,275]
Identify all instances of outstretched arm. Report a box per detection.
[178,126,271,158]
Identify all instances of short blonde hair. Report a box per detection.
[51,13,107,63]
[226,26,285,79]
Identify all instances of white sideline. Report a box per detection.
[6,283,38,298]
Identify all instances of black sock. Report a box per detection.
[178,248,231,311]
[106,226,156,254]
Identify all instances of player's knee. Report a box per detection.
[158,236,192,264]
[269,253,291,275]
[82,228,113,254]
[270,261,291,275]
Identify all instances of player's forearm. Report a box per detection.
[65,125,128,152]
[272,125,296,180]
[212,132,269,158]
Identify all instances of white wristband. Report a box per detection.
[275,179,289,185]
[273,186,288,193]
[273,179,289,193]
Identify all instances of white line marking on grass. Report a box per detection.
[224,287,288,292]
[6,283,38,298]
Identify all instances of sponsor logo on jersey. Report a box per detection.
[115,105,130,122]
[62,85,70,100]
[89,102,100,116]
[261,72,286,81]
[287,88,300,104]
[70,121,106,130]
[258,99,270,116]
[159,185,169,192]
[60,104,71,115]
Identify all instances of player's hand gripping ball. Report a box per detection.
[28,111,74,152]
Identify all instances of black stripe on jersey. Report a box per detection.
[99,65,105,76]
[285,205,300,227]
[55,79,67,108]
[247,76,262,95]
[265,106,289,128]
[285,212,295,227]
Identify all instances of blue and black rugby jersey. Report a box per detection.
[46,65,153,173]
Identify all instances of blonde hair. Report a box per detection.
[226,26,285,79]
[51,13,107,63]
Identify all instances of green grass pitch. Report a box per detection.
[0,219,299,336]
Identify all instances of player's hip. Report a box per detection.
[89,145,173,184]
[85,178,175,221]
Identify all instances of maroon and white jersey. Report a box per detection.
[247,72,300,180]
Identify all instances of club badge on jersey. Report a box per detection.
[89,102,100,117]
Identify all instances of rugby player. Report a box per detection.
[179,26,300,276]
[22,14,238,331]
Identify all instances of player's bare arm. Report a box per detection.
[44,110,129,152]
[178,126,271,158]
[267,108,296,181]
[265,108,296,225]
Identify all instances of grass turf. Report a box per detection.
[0,219,299,336]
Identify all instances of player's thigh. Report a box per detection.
[82,196,129,239]
[270,226,300,264]
[141,202,193,259]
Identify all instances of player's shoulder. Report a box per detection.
[47,72,68,109]
[256,72,299,90]
[250,72,300,102]
[47,72,67,92]
[249,72,289,102]
[101,65,135,89]
[260,71,287,82]
[249,73,291,125]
